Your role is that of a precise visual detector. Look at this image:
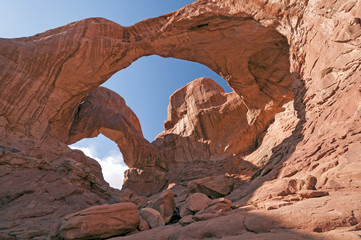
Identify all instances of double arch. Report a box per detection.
[0,2,292,169]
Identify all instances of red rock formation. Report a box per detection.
[0,1,292,167]
[153,77,256,177]
[122,168,168,197]
[147,190,176,224]
[51,202,140,239]
[185,193,211,213]
[139,208,165,229]
[0,146,120,239]
[65,86,161,168]
[0,0,360,239]
[193,197,232,221]
[229,0,361,215]
[187,175,235,199]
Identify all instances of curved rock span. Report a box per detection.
[0,0,292,168]
[0,0,361,239]
[66,86,161,168]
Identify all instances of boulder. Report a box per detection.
[167,183,188,205]
[179,215,195,226]
[194,198,232,221]
[138,216,150,231]
[118,188,148,207]
[52,202,140,239]
[139,208,165,229]
[185,192,211,212]
[149,190,176,224]
[187,175,234,199]
[179,202,193,218]
[122,168,167,197]
[178,202,194,218]
[243,214,273,233]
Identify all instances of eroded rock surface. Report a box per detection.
[187,175,234,199]
[153,77,258,179]
[0,146,120,239]
[122,168,168,197]
[50,202,140,239]
[148,190,176,224]
[0,0,292,168]
[0,0,360,239]
[139,208,165,229]
[66,87,161,168]
[185,193,211,213]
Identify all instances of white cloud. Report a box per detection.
[70,145,128,190]
[73,146,98,159]
[99,154,128,190]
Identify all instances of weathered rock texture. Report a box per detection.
[66,86,161,168]
[114,192,361,240]
[0,0,293,168]
[153,77,257,179]
[148,190,176,224]
[122,168,168,197]
[139,208,165,229]
[0,0,360,239]
[0,145,120,239]
[50,202,140,239]
[187,174,234,199]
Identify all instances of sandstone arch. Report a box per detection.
[0,2,292,169]
[66,87,162,168]
[1,0,361,239]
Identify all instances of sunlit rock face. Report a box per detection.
[0,0,292,168]
[0,0,361,239]
[153,77,255,180]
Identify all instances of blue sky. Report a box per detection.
[0,0,232,188]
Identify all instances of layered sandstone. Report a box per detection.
[51,202,140,239]
[0,146,121,239]
[66,86,161,168]
[0,0,360,239]
[0,0,292,167]
[153,77,257,180]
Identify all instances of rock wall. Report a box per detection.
[153,77,257,181]
[0,145,121,239]
[235,0,361,199]
[0,0,360,239]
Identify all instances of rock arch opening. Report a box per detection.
[69,134,127,190]
[1,1,360,239]
[0,4,294,192]
[67,55,232,189]
[48,14,292,177]
[101,55,233,142]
